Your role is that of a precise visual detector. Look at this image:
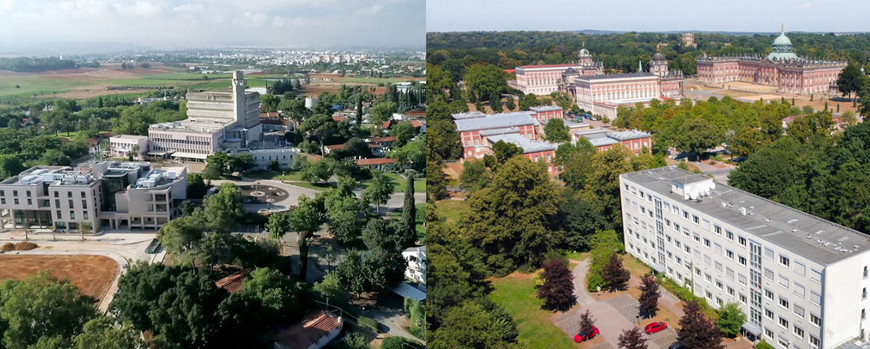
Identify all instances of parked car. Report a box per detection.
[644,321,668,334]
[668,342,686,349]
[574,326,600,343]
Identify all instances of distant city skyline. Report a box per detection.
[427,0,870,33]
[0,0,425,50]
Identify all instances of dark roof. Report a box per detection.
[355,158,396,166]
[215,270,249,294]
[653,52,666,61]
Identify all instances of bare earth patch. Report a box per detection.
[0,255,119,301]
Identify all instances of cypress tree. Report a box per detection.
[400,171,417,247]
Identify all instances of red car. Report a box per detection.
[574,326,600,342]
[644,321,668,334]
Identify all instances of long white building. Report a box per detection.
[621,166,870,349]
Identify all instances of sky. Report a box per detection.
[0,0,425,49]
[427,0,870,33]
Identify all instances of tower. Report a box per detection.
[651,49,669,78]
[232,71,246,124]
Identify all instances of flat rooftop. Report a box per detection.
[131,167,185,189]
[149,118,232,134]
[623,166,870,265]
[454,111,538,132]
[486,133,556,154]
[2,166,95,186]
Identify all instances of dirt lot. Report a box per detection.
[0,255,119,301]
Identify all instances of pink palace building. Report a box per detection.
[510,47,604,95]
[696,26,846,95]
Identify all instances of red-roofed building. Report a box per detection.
[273,311,343,349]
[215,270,249,294]
[354,158,396,171]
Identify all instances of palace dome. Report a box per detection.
[773,32,793,46]
[579,48,591,57]
[652,52,666,61]
[768,25,798,61]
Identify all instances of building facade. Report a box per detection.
[696,27,846,95]
[109,135,149,158]
[0,162,187,232]
[575,129,652,154]
[621,166,870,349]
[511,48,604,95]
[147,71,264,161]
[454,111,541,159]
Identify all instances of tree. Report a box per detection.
[543,118,571,142]
[399,172,418,246]
[715,303,746,338]
[0,271,97,349]
[390,121,417,148]
[429,299,518,349]
[488,140,523,169]
[729,127,765,158]
[146,270,226,348]
[465,156,564,275]
[674,118,720,160]
[301,159,332,183]
[841,110,858,126]
[369,101,397,125]
[618,327,648,349]
[504,95,516,111]
[463,63,507,103]
[537,259,576,311]
[382,336,424,349]
[72,315,144,349]
[458,159,490,193]
[602,254,630,291]
[230,152,255,174]
[363,170,395,213]
[187,172,208,199]
[111,105,154,135]
[290,195,324,281]
[638,275,660,318]
[559,189,608,251]
[266,211,293,241]
[678,301,724,349]
[240,268,306,324]
[313,271,343,306]
[0,155,24,180]
[390,136,426,170]
[157,213,205,257]
[837,61,867,100]
[578,309,596,339]
[298,114,337,151]
[203,183,244,233]
[203,151,233,179]
[426,159,449,201]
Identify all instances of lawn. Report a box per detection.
[433,199,468,226]
[359,172,425,193]
[489,274,576,349]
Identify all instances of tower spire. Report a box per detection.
[781,24,784,34]
[638,60,643,73]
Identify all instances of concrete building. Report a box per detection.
[682,33,696,47]
[696,26,846,95]
[0,162,186,232]
[147,71,263,161]
[109,135,149,158]
[231,148,296,170]
[621,166,870,349]
[529,106,564,121]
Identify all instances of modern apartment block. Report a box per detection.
[621,166,870,349]
[0,161,186,233]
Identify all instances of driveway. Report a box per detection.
[553,259,678,349]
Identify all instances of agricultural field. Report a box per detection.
[0,254,119,301]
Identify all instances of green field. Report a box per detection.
[489,274,575,349]
[359,172,425,193]
[433,199,468,226]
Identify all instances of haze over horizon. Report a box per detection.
[427,0,870,33]
[0,0,425,54]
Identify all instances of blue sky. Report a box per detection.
[0,0,425,48]
[427,0,870,33]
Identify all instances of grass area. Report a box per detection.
[387,203,426,241]
[433,199,468,226]
[359,172,425,193]
[489,274,575,349]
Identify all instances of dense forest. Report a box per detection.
[0,57,99,72]
[427,31,870,76]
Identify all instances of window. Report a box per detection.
[727,287,735,296]
[795,261,806,276]
[764,247,774,260]
[726,249,734,259]
[693,233,700,242]
[726,268,735,279]
[695,267,702,276]
[715,261,723,272]
[865,288,868,300]
[810,313,821,327]
[673,206,679,215]
[53,191,59,198]
[764,288,774,300]
[25,191,30,197]
[810,335,821,349]
[69,211,75,220]
[80,192,86,198]
[740,294,747,303]
[779,275,789,288]
[67,191,72,198]
[765,308,774,320]
[865,266,868,279]
[684,246,691,254]
[56,210,61,219]
[811,268,822,283]
[714,225,722,235]
[738,274,747,285]
[83,211,88,220]
[704,255,711,266]
[716,280,723,289]
[778,316,788,328]
[12,190,16,197]
[675,223,681,232]
[765,327,774,339]
[683,211,689,219]
[779,254,790,267]
[794,304,805,318]
[738,256,747,266]
[726,230,734,240]
[705,273,712,283]
[714,243,722,254]
[693,215,699,224]
[779,296,789,309]
[738,236,747,246]
[794,283,805,298]
[703,238,710,247]
[810,291,821,305]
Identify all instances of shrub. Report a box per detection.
[756,340,775,349]
[381,336,424,349]
[587,273,605,292]
[358,316,378,332]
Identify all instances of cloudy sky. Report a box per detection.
[0,0,425,48]
[428,0,870,33]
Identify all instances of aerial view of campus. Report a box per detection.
[426,0,870,348]
[0,1,426,348]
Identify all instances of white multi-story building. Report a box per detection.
[402,246,426,285]
[147,71,263,161]
[0,162,186,232]
[109,135,149,158]
[621,166,870,349]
